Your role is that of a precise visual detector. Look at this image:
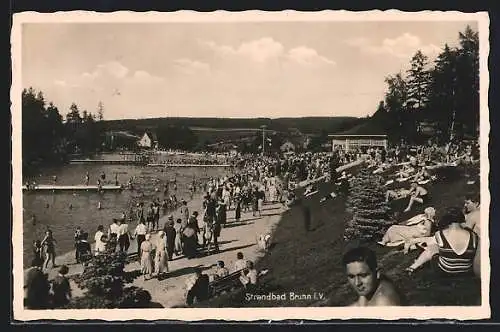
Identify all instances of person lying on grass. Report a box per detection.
[378,207,436,248]
[385,188,411,203]
[403,182,429,213]
[343,246,402,306]
[413,164,431,183]
[405,207,478,276]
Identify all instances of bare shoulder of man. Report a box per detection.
[372,280,402,306]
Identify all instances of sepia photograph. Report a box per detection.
[11,10,490,321]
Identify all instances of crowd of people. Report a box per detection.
[340,139,481,307]
[24,137,482,308]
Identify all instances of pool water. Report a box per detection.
[21,162,230,267]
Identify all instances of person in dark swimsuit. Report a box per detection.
[406,207,478,276]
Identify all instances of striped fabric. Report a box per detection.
[436,229,478,274]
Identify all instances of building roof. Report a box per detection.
[331,118,387,136]
[106,131,141,140]
[144,131,158,141]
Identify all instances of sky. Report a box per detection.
[21,20,477,120]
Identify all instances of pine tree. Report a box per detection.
[344,168,394,241]
[97,101,104,121]
[384,72,408,143]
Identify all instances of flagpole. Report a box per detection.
[261,125,267,156]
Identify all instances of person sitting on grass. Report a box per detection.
[403,182,428,212]
[378,207,436,248]
[239,261,258,291]
[397,163,416,180]
[404,207,478,276]
[233,252,248,272]
[185,268,209,306]
[212,260,229,280]
[462,193,481,277]
[343,246,402,306]
[462,193,480,235]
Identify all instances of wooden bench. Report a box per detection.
[208,269,244,297]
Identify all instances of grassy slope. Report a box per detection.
[197,166,481,307]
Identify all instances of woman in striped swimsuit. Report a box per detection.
[405,207,478,276]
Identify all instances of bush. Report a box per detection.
[344,168,394,241]
[67,251,152,308]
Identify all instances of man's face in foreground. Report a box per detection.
[464,199,477,213]
[346,261,378,297]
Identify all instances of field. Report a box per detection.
[196,165,482,307]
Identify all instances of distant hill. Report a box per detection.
[98,116,362,136]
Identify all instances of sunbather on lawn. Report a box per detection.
[405,207,478,276]
[378,207,436,247]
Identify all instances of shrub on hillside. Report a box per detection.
[65,251,152,309]
[344,168,394,241]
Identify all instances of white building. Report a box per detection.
[329,134,388,152]
[137,132,158,149]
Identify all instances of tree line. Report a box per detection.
[372,25,479,144]
[22,88,103,174]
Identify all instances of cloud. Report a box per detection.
[173,58,211,75]
[53,79,79,88]
[287,46,336,66]
[131,70,165,83]
[201,37,335,67]
[81,61,130,81]
[202,37,284,63]
[346,33,442,60]
[54,80,67,86]
[97,61,129,78]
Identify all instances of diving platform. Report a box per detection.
[22,184,124,192]
[147,163,232,167]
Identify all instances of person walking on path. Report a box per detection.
[41,229,57,270]
[32,240,44,269]
[94,225,106,256]
[134,219,148,260]
[117,218,131,253]
[234,194,242,223]
[164,216,177,260]
[180,200,190,230]
[108,219,120,252]
[154,231,169,278]
[173,218,183,256]
[140,234,154,281]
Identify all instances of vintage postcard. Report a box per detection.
[11,10,490,321]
